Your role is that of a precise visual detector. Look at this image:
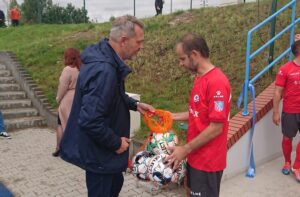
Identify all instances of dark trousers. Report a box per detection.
[0,20,5,28]
[86,171,124,197]
[155,8,162,16]
[12,20,19,26]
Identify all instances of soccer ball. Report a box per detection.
[148,154,173,185]
[150,131,179,155]
[132,151,154,181]
[171,161,187,184]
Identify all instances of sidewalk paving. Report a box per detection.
[0,128,184,197]
[220,152,299,197]
[0,128,299,197]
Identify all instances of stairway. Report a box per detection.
[0,63,46,131]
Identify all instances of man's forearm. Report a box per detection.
[172,112,189,121]
[273,93,281,113]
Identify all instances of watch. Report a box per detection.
[136,101,140,107]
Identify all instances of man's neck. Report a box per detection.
[197,59,214,76]
[293,58,300,66]
[108,39,125,61]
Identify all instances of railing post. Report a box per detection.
[133,0,136,16]
[170,0,173,13]
[190,0,193,10]
[243,32,252,116]
[289,0,297,60]
[268,0,278,73]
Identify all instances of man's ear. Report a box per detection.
[190,50,199,58]
[120,36,127,47]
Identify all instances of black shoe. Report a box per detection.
[52,149,60,157]
[0,131,11,139]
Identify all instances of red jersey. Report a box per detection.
[187,67,231,172]
[10,8,20,20]
[275,61,300,113]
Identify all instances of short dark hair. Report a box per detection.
[291,40,300,57]
[178,33,209,58]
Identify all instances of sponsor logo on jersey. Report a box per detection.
[214,101,224,112]
[214,90,224,98]
[194,94,200,103]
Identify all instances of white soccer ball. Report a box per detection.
[148,154,173,185]
[151,131,179,155]
[132,151,154,181]
[171,161,187,184]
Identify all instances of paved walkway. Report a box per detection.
[0,128,184,197]
[220,152,299,197]
[0,128,299,197]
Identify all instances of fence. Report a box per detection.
[241,0,300,116]
[239,0,299,178]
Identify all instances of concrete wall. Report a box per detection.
[127,92,141,137]
[223,101,300,180]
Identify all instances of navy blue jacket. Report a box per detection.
[60,38,138,174]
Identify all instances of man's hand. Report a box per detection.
[273,112,280,126]
[166,145,190,170]
[115,137,130,154]
[137,102,155,114]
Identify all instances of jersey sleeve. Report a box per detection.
[275,66,287,87]
[207,80,230,122]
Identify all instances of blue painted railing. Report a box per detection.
[239,0,299,178]
[242,0,300,116]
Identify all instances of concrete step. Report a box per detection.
[0,99,32,109]
[2,108,39,119]
[0,64,6,70]
[0,91,26,100]
[0,77,15,83]
[0,70,11,77]
[0,84,21,91]
[4,116,47,131]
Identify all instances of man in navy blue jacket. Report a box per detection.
[60,15,154,197]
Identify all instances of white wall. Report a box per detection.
[127,92,141,137]
[223,101,300,180]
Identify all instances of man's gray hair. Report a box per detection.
[110,15,144,42]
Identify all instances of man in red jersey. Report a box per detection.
[273,38,300,183]
[167,33,231,197]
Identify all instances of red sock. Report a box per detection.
[282,137,293,164]
[293,142,300,169]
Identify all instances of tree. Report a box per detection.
[21,0,88,24]
[9,0,19,8]
[21,0,48,23]
[42,3,88,24]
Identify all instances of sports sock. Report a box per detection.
[293,141,300,169]
[282,137,293,164]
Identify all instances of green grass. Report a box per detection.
[0,0,299,140]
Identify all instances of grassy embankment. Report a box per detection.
[0,0,299,140]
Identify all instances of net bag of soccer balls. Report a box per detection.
[131,109,187,186]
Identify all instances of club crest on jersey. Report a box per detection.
[214,101,224,112]
[194,95,200,103]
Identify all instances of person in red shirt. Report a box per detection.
[166,33,231,197]
[10,6,20,27]
[273,38,300,183]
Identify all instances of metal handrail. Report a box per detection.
[242,0,299,115]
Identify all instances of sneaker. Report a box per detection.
[292,168,300,183]
[52,149,60,157]
[282,162,291,175]
[0,131,11,139]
